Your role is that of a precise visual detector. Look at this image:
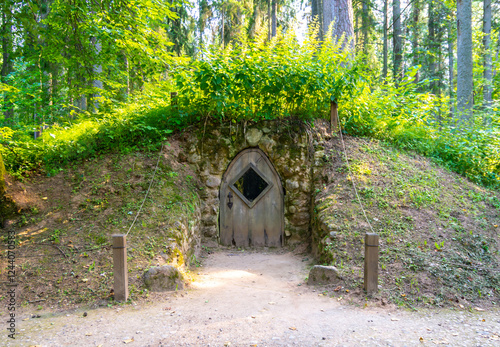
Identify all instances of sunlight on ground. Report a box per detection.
[191,270,257,289]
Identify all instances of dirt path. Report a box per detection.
[7,250,500,346]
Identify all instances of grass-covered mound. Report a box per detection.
[0,120,498,311]
[0,144,201,308]
[314,136,500,308]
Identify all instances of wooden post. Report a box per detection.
[364,233,379,295]
[330,101,338,134]
[113,234,128,302]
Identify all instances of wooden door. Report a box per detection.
[220,148,284,247]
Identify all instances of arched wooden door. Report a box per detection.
[219,148,284,247]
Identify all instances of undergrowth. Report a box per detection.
[1,27,499,190]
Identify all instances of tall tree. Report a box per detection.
[311,0,324,40]
[271,0,277,37]
[322,0,355,50]
[482,0,492,106]
[392,0,402,83]
[410,0,421,83]
[1,0,14,120]
[382,0,388,79]
[456,0,473,120]
[447,17,455,112]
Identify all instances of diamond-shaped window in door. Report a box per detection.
[230,163,273,208]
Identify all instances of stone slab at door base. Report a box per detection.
[307,265,341,285]
[143,265,184,292]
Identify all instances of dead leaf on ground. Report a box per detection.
[123,338,134,344]
[391,318,399,321]
[85,333,92,336]
[289,327,297,330]
[474,307,485,311]
[334,286,341,292]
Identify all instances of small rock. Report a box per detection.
[286,179,300,190]
[245,128,263,146]
[307,265,341,285]
[143,265,184,292]
[205,175,221,188]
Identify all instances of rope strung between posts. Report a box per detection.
[336,122,376,234]
[125,144,164,237]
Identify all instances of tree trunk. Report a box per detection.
[382,0,388,79]
[91,38,103,112]
[1,0,14,120]
[322,0,354,51]
[493,30,500,81]
[361,0,369,55]
[271,0,277,37]
[411,0,420,83]
[268,0,271,41]
[482,0,492,106]
[457,0,473,121]
[221,6,225,48]
[427,0,437,93]
[448,20,455,115]
[392,0,402,83]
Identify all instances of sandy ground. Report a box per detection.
[5,250,500,347]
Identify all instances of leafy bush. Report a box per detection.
[341,71,500,188]
[173,29,360,121]
[1,28,499,190]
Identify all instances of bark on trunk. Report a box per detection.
[221,6,225,48]
[482,0,492,106]
[1,0,14,119]
[427,0,437,93]
[268,0,271,41]
[271,0,277,37]
[392,0,402,83]
[361,0,369,55]
[411,0,420,83]
[311,0,324,40]
[322,0,354,51]
[382,0,388,79]
[457,0,473,121]
[448,20,455,115]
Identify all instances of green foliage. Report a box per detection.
[341,69,500,188]
[1,26,500,192]
[174,29,361,120]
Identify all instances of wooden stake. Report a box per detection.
[330,101,338,134]
[364,233,379,295]
[113,234,128,302]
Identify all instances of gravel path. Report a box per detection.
[6,250,500,346]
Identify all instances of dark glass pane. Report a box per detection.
[233,167,269,202]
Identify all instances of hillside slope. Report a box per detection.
[313,135,500,307]
[0,128,498,310]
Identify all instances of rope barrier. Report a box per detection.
[337,122,376,234]
[125,144,164,237]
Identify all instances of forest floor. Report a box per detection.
[5,249,500,346]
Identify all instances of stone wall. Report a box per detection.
[180,119,330,245]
